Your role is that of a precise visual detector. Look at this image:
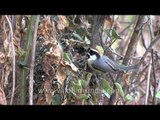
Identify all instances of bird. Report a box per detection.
[86,48,138,74]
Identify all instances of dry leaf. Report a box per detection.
[104,16,121,30]
[36,96,48,105]
[38,16,53,40]
[57,15,69,30]
[123,73,131,86]
[0,87,7,105]
[0,52,5,64]
[2,62,12,88]
[44,79,52,104]
[61,60,78,73]
[56,66,67,85]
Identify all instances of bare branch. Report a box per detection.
[5,15,16,105]
[145,59,152,105]
[116,15,145,82]
[139,34,160,65]
[29,15,40,105]
[151,49,157,105]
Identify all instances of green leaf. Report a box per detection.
[102,89,110,98]
[128,15,134,21]
[96,45,104,55]
[79,94,89,100]
[156,91,160,99]
[84,36,91,45]
[86,72,92,81]
[70,89,79,98]
[63,52,72,64]
[72,32,83,41]
[52,94,62,105]
[102,79,113,95]
[111,29,121,39]
[104,29,121,40]
[114,82,124,97]
[104,29,111,38]
[16,49,26,57]
[80,79,86,88]
[72,81,82,90]
[16,61,27,68]
[125,94,132,102]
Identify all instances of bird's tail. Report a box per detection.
[118,64,138,72]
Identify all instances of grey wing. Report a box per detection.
[103,56,119,71]
[91,60,107,73]
[91,57,117,73]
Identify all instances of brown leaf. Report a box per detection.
[57,15,69,30]
[123,73,131,86]
[56,66,67,85]
[0,52,5,64]
[38,16,53,40]
[2,62,12,88]
[104,16,121,30]
[0,87,7,105]
[44,79,52,104]
[36,96,48,105]
[61,60,78,73]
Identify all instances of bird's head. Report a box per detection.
[87,48,101,60]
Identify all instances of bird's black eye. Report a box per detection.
[87,53,90,58]
[87,48,101,59]
[87,48,91,52]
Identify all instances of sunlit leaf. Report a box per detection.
[80,79,86,88]
[86,72,92,81]
[63,52,72,64]
[156,91,160,99]
[114,82,124,97]
[111,29,121,39]
[72,81,82,90]
[96,45,104,55]
[102,79,113,95]
[79,94,89,100]
[102,89,110,98]
[125,94,132,102]
[84,36,91,45]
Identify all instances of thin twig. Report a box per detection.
[5,15,16,105]
[145,59,152,105]
[151,49,157,105]
[139,34,160,65]
[116,15,145,82]
[141,27,147,50]
[119,18,136,35]
[29,15,40,105]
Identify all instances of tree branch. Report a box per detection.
[29,15,40,105]
[145,59,152,105]
[151,49,157,105]
[116,15,145,82]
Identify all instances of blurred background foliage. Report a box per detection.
[0,15,160,105]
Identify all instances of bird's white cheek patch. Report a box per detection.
[89,55,97,60]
